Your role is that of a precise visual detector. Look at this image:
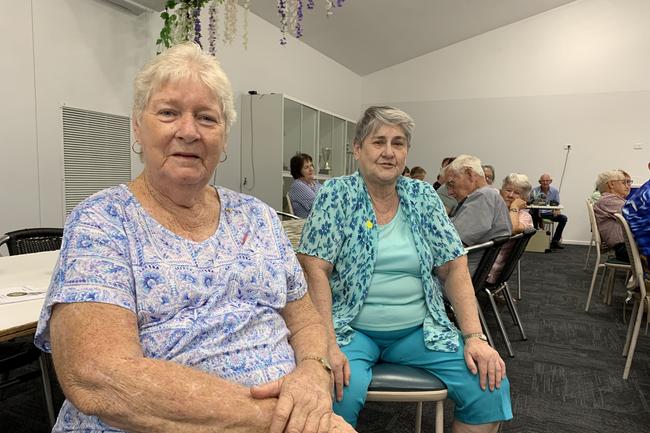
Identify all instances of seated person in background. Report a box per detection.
[288,152,322,218]
[34,43,353,433]
[482,164,496,187]
[530,173,568,249]
[410,165,427,181]
[402,166,411,177]
[298,106,511,432]
[447,154,512,246]
[623,162,650,266]
[433,156,455,189]
[437,163,458,215]
[593,169,632,262]
[487,173,534,283]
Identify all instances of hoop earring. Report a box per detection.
[220,151,228,163]
[131,141,142,155]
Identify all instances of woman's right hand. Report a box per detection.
[328,341,350,402]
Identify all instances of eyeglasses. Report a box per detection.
[615,179,633,185]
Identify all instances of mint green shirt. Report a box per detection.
[350,205,427,331]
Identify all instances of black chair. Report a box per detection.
[0,227,62,427]
[0,228,63,256]
[465,236,510,349]
[483,228,537,358]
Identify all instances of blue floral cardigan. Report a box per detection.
[297,172,466,352]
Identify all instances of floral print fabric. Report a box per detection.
[297,172,466,352]
[34,185,306,432]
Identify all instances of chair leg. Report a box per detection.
[623,300,639,356]
[485,289,515,358]
[623,300,644,379]
[476,298,495,348]
[435,400,444,433]
[584,242,593,270]
[38,353,56,428]
[585,264,602,312]
[503,283,527,341]
[415,401,423,433]
[516,260,522,300]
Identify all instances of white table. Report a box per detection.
[0,250,58,342]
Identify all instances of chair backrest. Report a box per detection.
[465,236,510,292]
[586,199,606,251]
[490,228,537,286]
[285,193,294,215]
[2,228,64,256]
[614,213,646,298]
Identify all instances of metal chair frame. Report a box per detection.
[0,228,63,256]
[584,200,631,311]
[483,229,536,357]
[614,213,648,379]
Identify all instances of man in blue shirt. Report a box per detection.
[531,173,568,249]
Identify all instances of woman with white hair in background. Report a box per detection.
[34,42,354,433]
[593,169,633,262]
[487,173,534,283]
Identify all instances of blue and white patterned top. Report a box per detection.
[34,185,306,432]
[297,172,466,352]
[288,178,322,218]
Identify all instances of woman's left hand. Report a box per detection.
[250,361,333,433]
[463,338,506,391]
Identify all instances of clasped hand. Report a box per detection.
[251,360,339,433]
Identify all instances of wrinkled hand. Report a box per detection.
[552,209,561,217]
[250,361,333,433]
[463,339,506,391]
[328,342,350,402]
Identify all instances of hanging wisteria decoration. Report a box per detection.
[156,0,345,53]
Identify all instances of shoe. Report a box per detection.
[550,241,564,249]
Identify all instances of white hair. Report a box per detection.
[446,154,484,177]
[133,42,236,136]
[501,173,532,197]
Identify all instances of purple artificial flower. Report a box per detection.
[193,6,202,47]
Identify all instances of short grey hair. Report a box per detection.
[446,154,484,177]
[354,106,415,147]
[596,169,630,193]
[133,42,237,136]
[595,169,626,193]
[502,173,532,197]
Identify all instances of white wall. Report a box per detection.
[1,0,361,242]
[142,5,363,192]
[0,0,152,239]
[362,0,650,244]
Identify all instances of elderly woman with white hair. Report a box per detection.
[593,169,633,262]
[447,155,512,246]
[487,173,534,283]
[34,43,355,433]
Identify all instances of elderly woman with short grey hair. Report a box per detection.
[593,169,633,262]
[298,106,511,432]
[35,42,355,433]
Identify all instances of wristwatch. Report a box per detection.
[463,333,488,343]
[300,355,333,374]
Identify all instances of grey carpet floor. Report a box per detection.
[1,245,649,432]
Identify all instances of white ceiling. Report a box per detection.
[138,0,576,76]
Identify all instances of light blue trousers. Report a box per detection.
[333,326,513,426]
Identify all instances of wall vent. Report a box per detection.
[62,106,132,214]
